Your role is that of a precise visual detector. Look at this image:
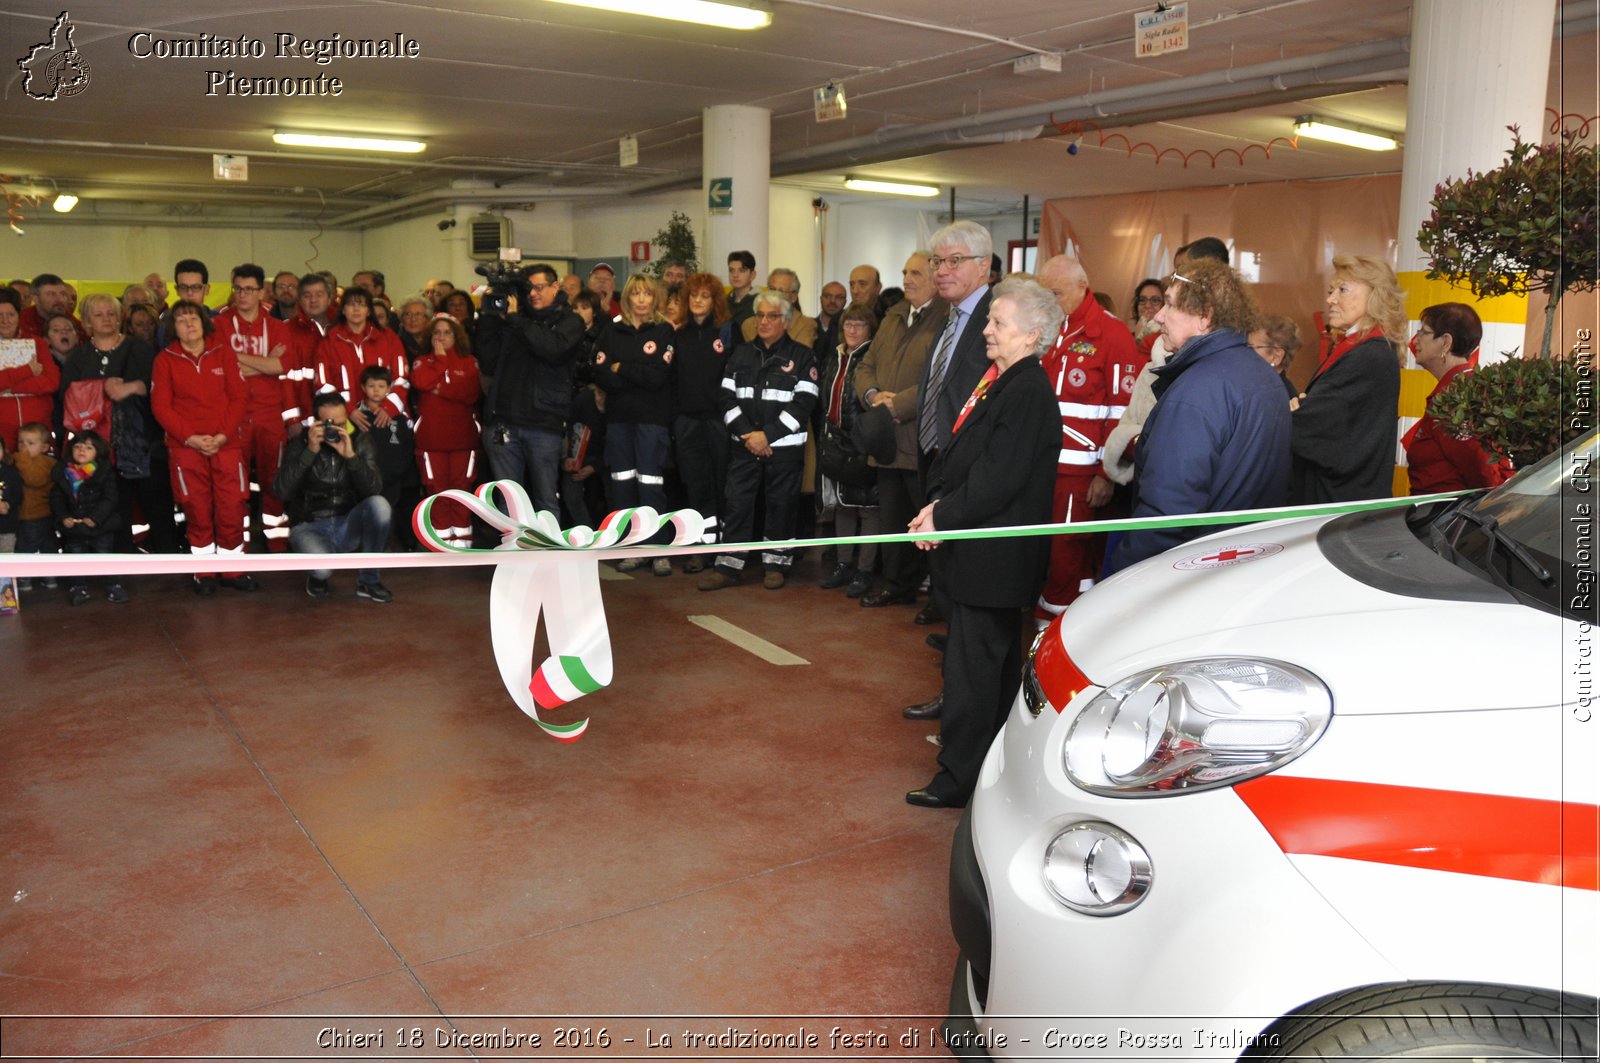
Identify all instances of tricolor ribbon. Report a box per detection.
[412,480,706,741]
[8,489,1468,741]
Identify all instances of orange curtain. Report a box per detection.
[1039,175,1402,388]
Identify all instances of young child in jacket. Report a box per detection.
[0,434,22,613]
[13,423,59,591]
[352,366,416,537]
[51,430,125,605]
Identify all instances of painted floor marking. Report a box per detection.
[686,615,810,666]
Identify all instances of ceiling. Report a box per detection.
[1,0,1592,229]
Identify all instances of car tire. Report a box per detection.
[1246,982,1597,1061]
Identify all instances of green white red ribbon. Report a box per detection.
[412,480,706,741]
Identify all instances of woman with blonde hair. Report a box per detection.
[594,273,676,574]
[1290,253,1404,503]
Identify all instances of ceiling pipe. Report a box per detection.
[326,182,617,228]
[771,39,1410,174]
[617,38,1410,198]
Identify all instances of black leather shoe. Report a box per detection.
[925,633,947,653]
[818,561,853,589]
[905,787,966,809]
[218,574,260,592]
[902,694,943,720]
[861,588,917,608]
[914,602,944,625]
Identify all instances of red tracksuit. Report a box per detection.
[0,337,59,450]
[410,348,481,540]
[1037,295,1145,620]
[280,311,330,428]
[214,307,294,547]
[151,339,248,565]
[313,324,409,416]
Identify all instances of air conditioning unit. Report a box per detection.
[468,213,511,261]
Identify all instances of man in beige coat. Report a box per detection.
[855,250,948,609]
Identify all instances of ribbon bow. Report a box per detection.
[413,481,706,741]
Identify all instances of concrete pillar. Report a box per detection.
[1396,0,1556,363]
[1392,0,1554,492]
[703,105,770,279]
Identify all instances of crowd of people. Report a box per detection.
[1,233,1511,803]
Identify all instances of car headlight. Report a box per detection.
[1042,821,1152,915]
[1063,658,1331,796]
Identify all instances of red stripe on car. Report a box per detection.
[1236,776,1599,891]
[1036,631,1094,712]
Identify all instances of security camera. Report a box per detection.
[437,218,456,231]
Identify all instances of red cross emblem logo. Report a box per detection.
[1172,543,1283,570]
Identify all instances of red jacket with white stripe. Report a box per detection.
[280,310,331,426]
[151,340,248,447]
[313,323,409,415]
[1039,295,1145,478]
[213,307,292,421]
[410,349,481,451]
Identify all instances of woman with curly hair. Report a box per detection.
[1105,259,1291,574]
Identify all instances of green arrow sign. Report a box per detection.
[708,177,733,213]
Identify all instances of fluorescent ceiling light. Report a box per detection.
[272,131,427,154]
[1293,116,1399,152]
[52,193,79,213]
[545,0,770,30]
[844,178,940,198]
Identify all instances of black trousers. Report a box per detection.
[875,464,927,594]
[716,450,802,574]
[929,600,1024,802]
[674,413,730,541]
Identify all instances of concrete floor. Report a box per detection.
[1,556,965,1060]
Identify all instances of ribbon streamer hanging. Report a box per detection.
[413,480,706,741]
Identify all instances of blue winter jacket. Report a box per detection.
[1105,327,1291,574]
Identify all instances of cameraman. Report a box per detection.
[273,390,394,602]
[476,263,586,516]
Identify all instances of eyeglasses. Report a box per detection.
[1136,296,1164,306]
[528,283,554,293]
[771,287,798,296]
[753,311,785,321]
[931,254,982,270]
[842,320,871,330]
[1415,327,1436,338]
[175,283,207,294]
[232,284,262,293]
[1169,272,1192,285]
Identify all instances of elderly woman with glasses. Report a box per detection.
[1249,314,1302,398]
[1104,260,1291,575]
[902,276,1062,810]
[1404,302,1511,493]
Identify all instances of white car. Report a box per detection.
[945,432,1598,1061]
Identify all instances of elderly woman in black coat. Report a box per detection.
[905,276,1063,809]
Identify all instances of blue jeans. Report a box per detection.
[289,496,392,583]
[484,423,563,516]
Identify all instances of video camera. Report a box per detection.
[475,247,531,315]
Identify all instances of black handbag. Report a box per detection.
[819,423,873,486]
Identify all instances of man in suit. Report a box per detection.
[857,251,948,608]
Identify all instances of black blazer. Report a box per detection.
[920,288,992,446]
[927,354,1058,609]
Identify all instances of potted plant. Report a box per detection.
[1415,126,1597,464]
[647,210,699,278]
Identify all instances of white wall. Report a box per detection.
[813,200,931,307]
[572,190,701,281]
[5,220,362,296]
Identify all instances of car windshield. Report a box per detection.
[1428,429,1596,620]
